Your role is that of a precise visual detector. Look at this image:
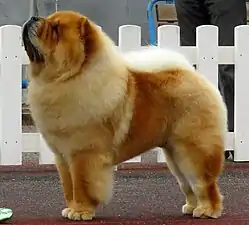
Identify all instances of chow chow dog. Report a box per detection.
[22,11,227,221]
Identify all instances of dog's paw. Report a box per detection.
[182,204,195,215]
[62,207,95,221]
[193,206,221,219]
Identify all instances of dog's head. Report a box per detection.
[22,11,101,80]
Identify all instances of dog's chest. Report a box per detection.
[27,84,116,153]
[29,94,82,129]
[29,99,111,153]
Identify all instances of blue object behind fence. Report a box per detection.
[22,79,28,89]
[147,0,175,45]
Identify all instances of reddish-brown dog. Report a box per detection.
[22,11,227,221]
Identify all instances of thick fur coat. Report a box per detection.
[22,11,227,221]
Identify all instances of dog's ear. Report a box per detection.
[78,17,100,57]
[79,17,91,41]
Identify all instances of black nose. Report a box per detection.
[30,16,40,22]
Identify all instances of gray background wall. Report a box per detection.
[0,0,155,44]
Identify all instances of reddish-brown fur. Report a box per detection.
[22,11,226,220]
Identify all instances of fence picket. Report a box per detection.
[156,25,181,163]
[234,25,249,161]
[158,25,180,50]
[196,25,219,87]
[118,25,141,52]
[118,25,142,163]
[0,25,22,165]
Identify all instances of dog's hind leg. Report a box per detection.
[168,136,224,219]
[163,147,197,215]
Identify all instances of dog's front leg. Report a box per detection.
[54,153,73,207]
[62,149,114,221]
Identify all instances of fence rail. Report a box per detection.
[0,24,249,165]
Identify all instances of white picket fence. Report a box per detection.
[0,24,248,165]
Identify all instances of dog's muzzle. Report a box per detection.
[22,16,44,62]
